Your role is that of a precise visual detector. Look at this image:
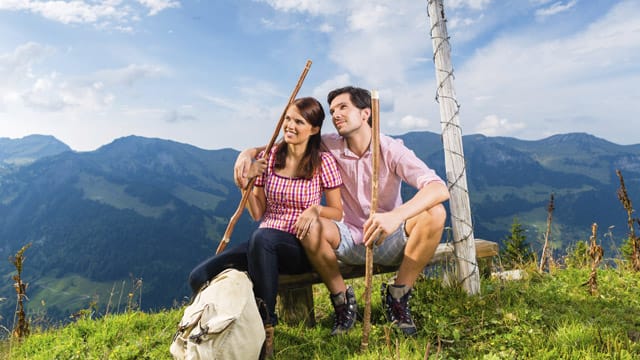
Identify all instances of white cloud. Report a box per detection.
[96,64,167,87]
[390,115,430,130]
[448,13,484,32]
[456,0,640,142]
[163,108,197,123]
[200,90,285,147]
[0,42,55,79]
[333,3,432,85]
[0,0,128,24]
[21,75,65,110]
[530,0,554,5]
[256,0,339,16]
[475,115,525,136]
[0,42,56,109]
[20,72,115,112]
[311,74,352,103]
[258,0,431,86]
[259,0,640,143]
[535,0,578,19]
[318,23,333,33]
[0,42,165,134]
[0,0,179,29]
[200,95,239,111]
[137,0,180,16]
[0,45,164,112]
[236,80,284,100]
[447,0,492,10]
[259,17,300,31]
[4,0,639,153]
[347,4,390,32]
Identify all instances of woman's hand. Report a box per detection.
[294,205,320,239]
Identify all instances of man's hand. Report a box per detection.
[363,211,403,247]
[247,159,267,179]
[234,148,258,188]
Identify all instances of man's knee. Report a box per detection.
[428,203,447,229]
[409,203,447,233]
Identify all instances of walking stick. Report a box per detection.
[361,89,380,351]
[215,60,313,254]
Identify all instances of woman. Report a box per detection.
[188,97,342,356]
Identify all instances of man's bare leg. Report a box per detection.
[395,203,447,287]
[382,204,446,336]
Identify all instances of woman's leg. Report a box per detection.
[247,228,311,325]
[188,242,249,294]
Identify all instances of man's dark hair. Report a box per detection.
[327,86,372,126]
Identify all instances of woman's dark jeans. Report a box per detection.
[188,228,311,326]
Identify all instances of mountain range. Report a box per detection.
[0,132,638,325]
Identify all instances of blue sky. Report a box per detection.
[1,0,638,151]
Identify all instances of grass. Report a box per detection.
[25,275,116,315]
[2,266,640,359]
[76,173,174,219]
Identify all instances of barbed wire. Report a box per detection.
[427,0,478,287]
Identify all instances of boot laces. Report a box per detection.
[389,294,413,324]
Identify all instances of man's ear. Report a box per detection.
[361,108,371,123]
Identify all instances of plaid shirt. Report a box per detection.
[254,147,342,234]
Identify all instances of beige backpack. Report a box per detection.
[170,268,265,360]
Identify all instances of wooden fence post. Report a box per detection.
[427,0,480,294]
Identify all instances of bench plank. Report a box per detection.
[277,239,498,325]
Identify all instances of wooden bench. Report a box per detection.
[276,239,499,326]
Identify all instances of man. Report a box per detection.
[235,86,449,336]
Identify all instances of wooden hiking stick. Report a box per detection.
[361,89,380,351]
[215,60,312,254]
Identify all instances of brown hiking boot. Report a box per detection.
[260,324,275,359]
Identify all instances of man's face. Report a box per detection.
[329,93,369,136]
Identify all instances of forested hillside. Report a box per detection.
[0,136,256,324]
[0,132,638,326]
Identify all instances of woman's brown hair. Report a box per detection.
[273,97,325,179]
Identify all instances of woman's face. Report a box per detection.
[282,105,319,146]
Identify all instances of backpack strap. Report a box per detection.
[255,297,271,325]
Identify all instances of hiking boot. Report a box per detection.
[260,324,275,359]
[330,285,358,335]
[381,283,417,336]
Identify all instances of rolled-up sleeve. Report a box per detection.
[385,137,445,190]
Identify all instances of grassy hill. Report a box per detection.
[3,265,640,359]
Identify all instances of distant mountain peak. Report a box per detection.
[99,135,188,151]
[0,134,71,166]
[0,133,66,145]
[541,132,612,145]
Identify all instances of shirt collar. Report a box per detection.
[341,136,372,159]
